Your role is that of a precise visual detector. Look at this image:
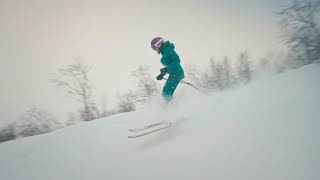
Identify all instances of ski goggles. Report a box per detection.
[151,44,161,51]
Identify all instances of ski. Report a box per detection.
[128,121,166,132]
[128,122,171,138]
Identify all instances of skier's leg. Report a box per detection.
[162,76,181,101]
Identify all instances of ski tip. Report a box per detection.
[127,122,172,138]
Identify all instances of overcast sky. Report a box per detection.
[0,0,292,126]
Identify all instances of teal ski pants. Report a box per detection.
[162,75,182,101]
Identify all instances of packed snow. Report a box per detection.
[0,64,319,180]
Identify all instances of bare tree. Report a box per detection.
[51,59,98,121]
[99,94,110,118]
[131,65,159,104]
[116,92,136,113]
[278,0,320,66]
[14,106,63,137]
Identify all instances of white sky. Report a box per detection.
[0,0,291,126]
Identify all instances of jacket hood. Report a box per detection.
[161,41,175,53]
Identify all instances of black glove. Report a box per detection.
[160,67,168,76]
[156,74,164,80]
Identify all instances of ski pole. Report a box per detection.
[181,79,209,95]
[162,77,209,95]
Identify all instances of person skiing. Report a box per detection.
[151,37,185,101]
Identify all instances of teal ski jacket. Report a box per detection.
[160,41,185,79]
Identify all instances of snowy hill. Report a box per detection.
[0,64,319,180]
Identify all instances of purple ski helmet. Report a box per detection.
[151,37,164,52]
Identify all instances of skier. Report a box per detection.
[151,37,185,101]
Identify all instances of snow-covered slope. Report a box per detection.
[0,64,319,180]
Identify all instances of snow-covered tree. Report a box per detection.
[220,57,235,89]
[236,52,252,84]
[14,106,63,137]
[116,92,136,113]
[0,124,16,143]
[185,64,205,87]
[207,58,222,91]
[259,51,274,72]
[278,0,320,66]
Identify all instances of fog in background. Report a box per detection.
[0,0,290,126]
